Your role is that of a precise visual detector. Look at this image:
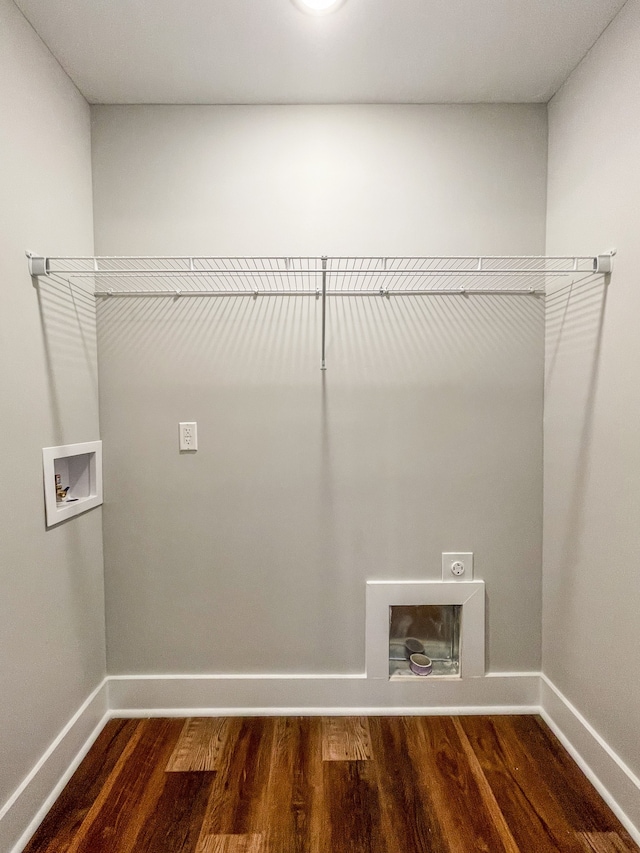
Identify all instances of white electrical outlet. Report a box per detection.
[179,422,198,451]
[442,552,473,581]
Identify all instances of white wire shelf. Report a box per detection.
[27,253,613,297]
[28,252,614,370]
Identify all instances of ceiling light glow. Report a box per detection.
[295,0,344,14]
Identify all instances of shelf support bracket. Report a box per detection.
[321,255,327,371]
[594,250,616,275]
[26,252,49,277]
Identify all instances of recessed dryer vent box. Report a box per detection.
[42,441,103,527]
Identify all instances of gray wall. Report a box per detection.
[0,0,104,825]
[545,1,640,778]
[92,104,547,675]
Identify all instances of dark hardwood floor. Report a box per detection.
[23,715,639,853]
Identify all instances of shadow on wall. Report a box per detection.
[97,291,543,382]
[96,290,544,673]
[29,273,104,685]
[544,274,608,603]
[35,274,99,447]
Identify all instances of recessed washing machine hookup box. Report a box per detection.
[42,440,103,527]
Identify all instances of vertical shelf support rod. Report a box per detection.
[321,255,328,371]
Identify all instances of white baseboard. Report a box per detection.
[107,670,541,715]
[6,672,639,852]
[540,674,640,846]
[1,679,108,853]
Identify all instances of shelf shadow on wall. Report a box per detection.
[544,274,608,602]
[97,291,544,674]
[33,274,104,661]
[97,290,543,382]
[36,273,99,447]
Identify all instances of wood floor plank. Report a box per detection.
[368,716,448,852]
[55,720,148,853]
[488,715,637,847]
[166,717,233,772]
[132,771,215,853]
[22,719,139,853]
[578,832,636,852]
[263,717,323,853]
[459,715,589,853]
[321,716,372,761]
[22,714,640,853]
[322,760,384,853]
[508,716,628,834]
[197,835,264,853]
[407,715,520,853]
[66,718,184,853]
[450,717,521,853]
[196,717,274,839]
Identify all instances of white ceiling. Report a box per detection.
[14,0,626,104]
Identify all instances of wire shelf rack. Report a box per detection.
[28,253,610,297]
[27,252,614,368]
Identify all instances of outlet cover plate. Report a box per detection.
[179,422,198,451]
[442,552,474,581]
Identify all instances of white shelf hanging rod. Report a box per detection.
[94,288,545,298]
